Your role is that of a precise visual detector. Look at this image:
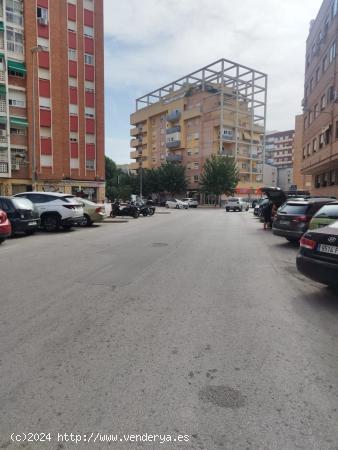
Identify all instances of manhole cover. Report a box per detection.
[151,242,169,247]
[199,385,246,408]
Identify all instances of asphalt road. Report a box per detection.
[1,208,338,450]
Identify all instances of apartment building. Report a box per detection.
[130,59,267,198]
[302,0,338,197]
[293,114,312,191]
[265,130,294,168]
[0,0,105,201]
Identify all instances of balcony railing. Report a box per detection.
[166,125,181,134]
[166,154,182,162]
[166,140,181,149]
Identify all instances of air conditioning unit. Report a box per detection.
[38,17,48,26]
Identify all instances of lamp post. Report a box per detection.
[31,45,43,190]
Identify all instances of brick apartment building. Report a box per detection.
[129,59,267,200]
[265,130,294,168]
[0,0,105,201]
[302,0,338,197]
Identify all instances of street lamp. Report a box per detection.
[31,45,43,190]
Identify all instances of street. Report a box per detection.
[1,209,338,450]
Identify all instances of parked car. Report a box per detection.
[296,221,338,288]
[14,192,84,232]
[75,198,107,226]
[309,202,338,230]
[225,197,249,212]
[165,199,189,209]
[0,196,40,235]
[272,198,335,243]
[254,198,269,217]
[181,198,198,208]
[0,209,12,244]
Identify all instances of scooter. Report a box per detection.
[136,200,156,217]
[110,201,140,219]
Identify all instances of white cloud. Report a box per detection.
[104,0,321,162]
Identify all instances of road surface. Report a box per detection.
[1,209,338,449]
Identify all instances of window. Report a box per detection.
[70,132,78,142]
[329,41,336,63]
[68,49,77,60]
[310,77,313,92]
[314,103,319,118]
[328,85,334,103]
[84,53,94,65]
[10,127,25,136]
[304,116,308,129]
[37,7,48,22]
[193,175,199,183]
[86,160,95,170]
[333,0,338,17]
[9,90,26,107]
[307,143,311,156]
[319,133,325,148]
[6,27,23,54]
[309,111,313,124]
[312,137,317,153]
[194,162,199,169]
[315,67,320,83]
[84,26,94,37]
[321,94,326,110]
[6,0,23,26]
[322,54,328,72]
[302,147,306,159]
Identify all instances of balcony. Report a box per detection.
[166,125,181,134]
[130,128,139,137]
[130,150,142,159]
[166,140,181,149]
[166,110,181,122]
[166,154,182,162]
[130,139,139,148]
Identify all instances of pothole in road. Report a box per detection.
[151,242,169,247]
[199,385,246,408]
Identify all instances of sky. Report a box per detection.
[103,0,322,164]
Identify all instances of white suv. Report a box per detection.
[182,198,198,208]
[225,197,249,212]
[14,192,84,232]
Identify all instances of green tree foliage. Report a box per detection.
[157,162,187,195]
[105,157,187,199]
[200,155,239,204]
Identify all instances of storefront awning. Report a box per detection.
[7,60,26,74]
[0,116,7,124]
[10,116,28,127]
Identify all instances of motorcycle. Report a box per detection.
[110,201,140,219]
[136,200,156,217]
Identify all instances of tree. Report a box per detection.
[200,155,239,206]
[105,156,117,181]
[157,162,187,195]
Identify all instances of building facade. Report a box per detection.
[293,114,312,191]
[0,0,105,201]
[265,130,295,168]
[263,163,277,187]
[129,59,267,199]
[302,0,338,197]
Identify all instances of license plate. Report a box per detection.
[28,221,37,226]
[279,220,289,225]
[318,244,338,255]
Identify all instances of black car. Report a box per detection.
[272,198,335,243]
[0,196,40,235]
[297,222,338,288]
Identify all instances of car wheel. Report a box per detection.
[226,208,229,212]
[42,214,60,232]
[0,237,5,244]
[175,205,180,209]
[133,210,139,218]
[165,204,169,208]
[82,214,92,227]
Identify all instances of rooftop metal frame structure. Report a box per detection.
[135,58,268,184]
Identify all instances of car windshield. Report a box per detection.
[12,198,33,210]
[279,203,309,215]
[314,204,338,219]
[228,198,239,202]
